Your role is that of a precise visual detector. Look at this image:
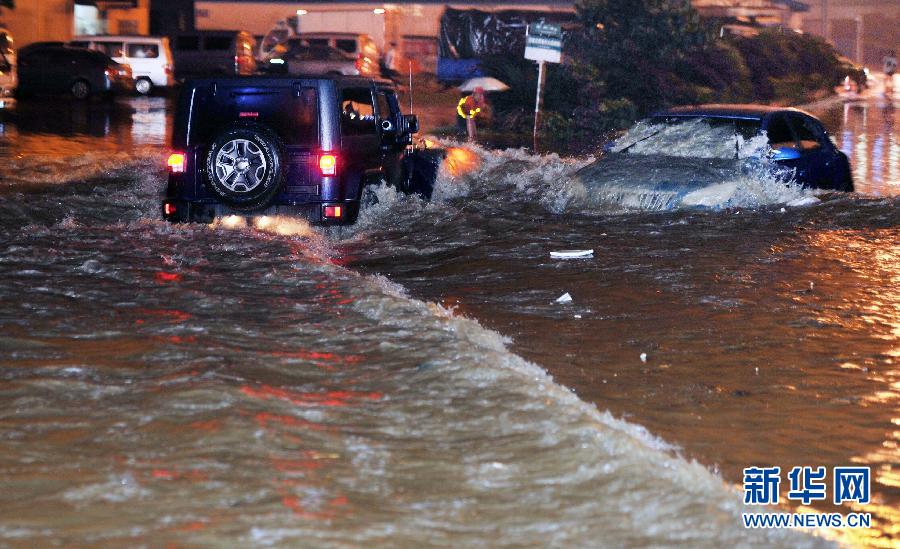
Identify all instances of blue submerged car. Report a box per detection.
[650,105,852,191]
[571,105,852,210]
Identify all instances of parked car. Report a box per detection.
[286,33,380,77]
[571,105,852,209]
[70,35,173,95]
[162,75,430,225]
[264,42,367,77]
[171,30,256,80]
[0,28,16,99]
[15,43,133,100]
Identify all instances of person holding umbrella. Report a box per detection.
[456,77,509,141]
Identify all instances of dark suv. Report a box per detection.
[163,76,426,225]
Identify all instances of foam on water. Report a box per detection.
[406,135,818,215]
[0,149,830,545]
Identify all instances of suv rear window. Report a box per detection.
[335,39,357,54]
[176,36,199,50]
[203,37,232,51]
[96,42,124,58]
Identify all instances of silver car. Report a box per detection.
[280,44,361,76]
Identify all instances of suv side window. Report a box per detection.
[340,87,376,136]
[788,114,827,151]
[127,43,159,58]
[375,92,391,119]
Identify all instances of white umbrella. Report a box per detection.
[458,76,510,93]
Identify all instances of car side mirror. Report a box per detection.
[770,146,802,161]
[403,114,418,135]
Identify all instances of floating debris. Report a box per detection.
[551,249,594,259]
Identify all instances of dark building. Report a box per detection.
[150,0,195,35]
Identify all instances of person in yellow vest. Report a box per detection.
[457,86,486,141]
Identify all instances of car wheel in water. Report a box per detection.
[135,78,152,95]
[71,80,90,100]
[204,126,284,210]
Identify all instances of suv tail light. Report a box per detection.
[355,55,364,72]
[167,152,186,173]
[318,153,337,176]
[323,205,343,219]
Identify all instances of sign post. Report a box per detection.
[525,22,562,152]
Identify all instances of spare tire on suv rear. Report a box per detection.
[204,126,284,210]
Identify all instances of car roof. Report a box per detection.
[652,104,810,120]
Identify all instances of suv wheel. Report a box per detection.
[204,126,284,210]
[71,80,91,100]
[135,77,153,95]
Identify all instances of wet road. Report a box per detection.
[0,87,897,546]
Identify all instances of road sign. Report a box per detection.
[525,22,562,64]
[525,22,562,151]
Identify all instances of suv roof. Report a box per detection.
[184,74,395,88]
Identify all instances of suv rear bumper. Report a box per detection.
[162,199,360,226]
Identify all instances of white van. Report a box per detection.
[0,28,16,99]
[71,35,173,95]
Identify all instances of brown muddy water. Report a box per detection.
[0,90,896,546]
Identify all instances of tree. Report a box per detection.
[571,0,707,114]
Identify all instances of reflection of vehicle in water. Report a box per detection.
[70,35,174,95]
[264,41,371,77]
[171,30,256,79]
[163,76,430,225]
[572,105,852,210]
[0,28,16,98]
[15,43,133,100]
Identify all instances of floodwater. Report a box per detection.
[0,88,896,546]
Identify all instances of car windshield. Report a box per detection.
[611,116,767,160]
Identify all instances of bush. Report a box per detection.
[478,2,847,152]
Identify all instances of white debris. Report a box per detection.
[640,352,647,363]
[555,292,573,304]
[550,249,594,259]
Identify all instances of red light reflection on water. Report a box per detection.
[134,308,192,324]
[154,271,182,283]
[240,384,382,407]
